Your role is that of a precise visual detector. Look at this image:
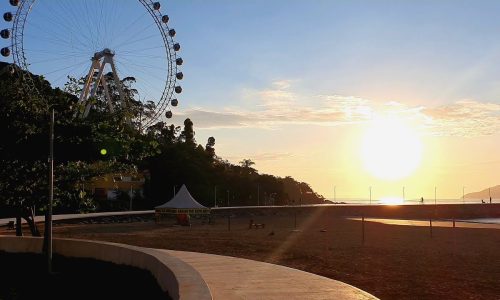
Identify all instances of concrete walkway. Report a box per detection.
[0,210,154,226]
[154,249,378,300]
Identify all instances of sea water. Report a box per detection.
[326,198,495,205]
[458,218,500,224]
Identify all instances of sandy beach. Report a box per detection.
[3,208,498,300]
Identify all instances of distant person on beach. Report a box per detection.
[420,197,424,204]
[490,197,492,204]
[482,199,486,204]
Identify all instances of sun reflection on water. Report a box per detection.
[379,197,404,205]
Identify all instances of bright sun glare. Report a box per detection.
[361,117,422,180]
[379,197,405,205]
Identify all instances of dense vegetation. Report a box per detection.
[0,61,325,235]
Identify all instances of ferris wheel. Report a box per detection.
[1,0,183,126]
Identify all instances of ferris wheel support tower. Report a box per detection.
[77,48,126,118]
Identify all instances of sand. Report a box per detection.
[2,210,500,300]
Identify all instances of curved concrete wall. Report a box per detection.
[0,236,211,300]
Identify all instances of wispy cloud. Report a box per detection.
[174,80,374,128]
[224,152,295,163]
[172,80,500,137]
[422,100,500,137]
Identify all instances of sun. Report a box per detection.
[361,117,422,180]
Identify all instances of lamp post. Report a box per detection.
[462,186,465,204]
[47,108,54,273]
[369,186,372,205]
[434,186,437,205]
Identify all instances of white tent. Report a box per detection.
[155,184,210,215]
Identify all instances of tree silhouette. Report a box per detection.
[180,118,195,145]
[0,62,326,236]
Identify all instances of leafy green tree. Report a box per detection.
[0,63,145,234]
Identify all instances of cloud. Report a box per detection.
[172,80,500,137]
[224,152,295,163]
[250,152,295,161]
[171,108,255,129]
[172,80,375,129]
[422,100,500,137]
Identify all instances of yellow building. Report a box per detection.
[85,173,145,200]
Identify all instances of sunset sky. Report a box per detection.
[168,0,500,200]
[2,0,500,200]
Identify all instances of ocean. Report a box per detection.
[326,198,495,205]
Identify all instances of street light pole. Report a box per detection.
[369,186,372,205]
[462,186,465,204]
[47,108,54,274]
[434,186,437,205]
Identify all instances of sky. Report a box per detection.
[2,0,500,200]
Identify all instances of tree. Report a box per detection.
[239,159,256,175]
[0,61,327,228]
[239,159,255,168]
[205,136,216,158]
[0,63,142,235]
[180,118,195,145]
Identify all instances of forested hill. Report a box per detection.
[0,62,325,220]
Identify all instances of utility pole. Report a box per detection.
[434,186,437,205]
[369,186,372,205]
[47,108,54,274]
[462,186,465,204]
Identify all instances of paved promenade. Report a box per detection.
[0,210,154,226]
[155,249,378,300]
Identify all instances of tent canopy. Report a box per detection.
[155,184,209,214]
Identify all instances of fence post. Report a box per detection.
[429,218,433,238]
